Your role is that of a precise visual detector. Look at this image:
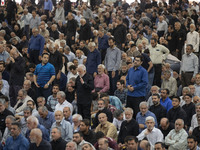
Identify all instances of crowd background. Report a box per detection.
[0,0,200,149]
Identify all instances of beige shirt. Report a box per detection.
[161,77,177,97]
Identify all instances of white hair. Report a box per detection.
[57,91,66,99]
[72,114,83,121]
[78,64,86,71]
[124,107,134,114]
[139,102,148,108]
[145,116,155,123]
[98,64,105,69]
[88,42,96,47]
[31,128,42,137]
[27,116,39,125]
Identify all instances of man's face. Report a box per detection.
[134,58,142,68]
[52,86,59,94]
[38,110,48,119]
[196,106,200,114]
[154,143,164,150]
[150,40,156,47]
[146,120,155,131]
[98,139,108,150]
[98,100,105,110]
[63,107,71,119]
[195,75,200,85]
[187,138,197,150]
[152,96,160,105]
[186,46,193,55]
[76,51,81,58]
[57,94,64,104]
[37,98,45,107]
[161,90,167,99]
[175,120,183,132]
[98,114,107,125]
[77,68,85,77]
[32,29,38,37]
[51,128,61,141]
[17,91,25,100]
[125,111,133,121]
[41,54,49,64]
[29,131,37,143]
[5,118,12,130]
[184,96,192,105]
[0,64,5,72]
[80,122,88,132]
[0,44,4,53]
[140,105,148,115]
[55,111,63,122]
[66,142,75,150]
[24,110,31,119]
[27,120,35,130]
[172,98,180,108]
[27,102,34,109]
[97,66,104,74]
[126,140,137,150]
[23,81,31,91]
[73,133,82,144]
[10,125,20,138]
[116,82,123,90]
[108,39,114,48]
[151,87,158,94]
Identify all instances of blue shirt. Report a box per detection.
[109,96,123,111]
[34,62,55,87]
[160,97,173,112]
[3,134,29,150]
[38,111,55,133]
[126,66,148,97]
[86,49,101,74]
[98,35,109,50]
[28,34,45,56]
[136,110,158,133]
[44,0,53,11]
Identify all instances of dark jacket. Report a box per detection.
[113,24,127,45]
[118,119,139,144]
[51,137,67,150]
[78,23,92,41]
[82,129,96,145]
[7,56,25,86]
[29,139,52,150]
[66,19,77,37]
[49,50,63,75]
[182,102,196,127]
[49,30,59,41]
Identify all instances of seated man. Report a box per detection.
[98,138,114,150]
[47,84,59,111]
[37,96,53,112]
[154,142,165,150]
[95,113,117,141]
[165,119,188,150]
[192,116,200,144]
[66,141,77,150]
[124,136,139,150]
[63,106,72,124]
[187,135,200,150]
[20,106,32,136]
[159,118,174,138]
[137,116,163,147]
[72,114,82,133]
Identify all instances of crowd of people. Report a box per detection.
[0,0,200,149]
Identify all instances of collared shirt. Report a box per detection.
[47,95,58,111]
[104,46,121,71]
[126,66,148,97]
[180,52,199,77]
[165,128,188,150]
[34,62,55,87]
[114,88,127,104]
[186,31,199,52]
[51,118,73,142]
[20,13,32,25]
[29,16,40,29]
[160,97,173,112]
[161,77,177,97]
[157,20,168,34]
[64,51,75,62]
[136,110,158,132]
[94,73,110,93]
[98,34,109,50]
[83,8,93,19]
[0,51,10,63]
[28,34,45,55]
[137,127,163,146]
[38,111,55,133]
[4,134,29,150]
[148,44,169,64]
[44,0,53,11]
[75,55,87,65]
[55,100,73,114]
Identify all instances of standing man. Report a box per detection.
[85,42,101,77]
[28,28,45,64]
[7,48,25,106]
[157,15,168,38]
[148,38,169,87]
[34,53,56,100]
[75,64,94,119]
[180,44,199,87]
[98,29,109,62]
[126,55,148,118]
[104,37,121,95]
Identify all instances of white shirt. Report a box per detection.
[55,100,73,114]
[64,51,75,62]
[189,114,198,132]
[157,20,168,34]
[75,55,87,65]
[165,128,188,150]
[186,31,199,52]
[137,127,163,147]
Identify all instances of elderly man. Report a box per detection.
[78,18,92,43]
[63,46,75,62]
[192,117,200,144]
[159,118,174,138]
[165,119,188,150]
[98,138,113,150]
[26,116,49,141]
[137,116,163,147]
[63,106,72,124]
[95,113,117,141]
[29,128,52,150]
[136,102,157,132]
[55,91,73,113]
[66,141,77,150]
[51,110,73,142]
[189,103,200,134]
[37,96,53,112]
[23,79,36,102]
[75,50,87,65]
[85,42,101,77]
[118,107,139,145]
[50,127,67,150]
[3,122,29,149]
[75,64,94,119]
[28,27,45,64]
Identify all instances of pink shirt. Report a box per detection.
[94,73,110,93]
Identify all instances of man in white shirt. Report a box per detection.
[55,91,73,114]
[189,103,200,135]
[137,116,163,147]
[157,16,168,38]
[165,119,188,150]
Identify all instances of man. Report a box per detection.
[126,55,148,118]
[28,28,45,64]
[80,119,96,145]
[49,24,59,40]
[75,64,94,119]
[137,116,163,147]
[78,18,91,43]
[185,24,199,54]
[79,40,89,56]
[66,141,77,150]
[159,118,174,138]
[0,62,9,82]
[98,138,113,150]
[51,110,73,142]
[38,106,55,133]
[139,139,151,150]
[104,37,121,95]
[85,42,101,76]
[160,89,173,112]
[23,79,36,102]
[187,135,200,150]
[180,44,199,87]
[157,15,168,38]
[147,86,160,108]
[37,97,53,112]
[98,29,109,62]
[192,117,200,144]
[195,74,200,97]
[136,102,157,132]
[29,11,41,30]
[189,103,200,134]
[26,116,49,141]
[124,136,138,150]
[34,53,56,100]
[148,38,169,86]
[55,91,73,113]
[75,50,87,65]
[51,127,67,150]
[29,128,52,150]
[63,106,72,124]
[161,71,177,97]
[114,80,127,105]
[95,113,117,141]
[167,96,187,125]
[7,48,25,106]
[118,107,139,145]
[20,9,32,39]
[63,46,75,63]
[73,131,89,150]
[47,84,59,111]
[165,119,188,150]
[149,94,167,124]
[3,122,29,149]
[154,142,165,150]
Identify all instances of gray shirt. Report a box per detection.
[30,16,40,29]
[105,46,121,71]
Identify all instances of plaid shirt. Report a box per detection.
[47,95,58,111]
[114,88,127,104]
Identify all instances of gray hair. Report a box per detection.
[52,126,62,134]
[88,42,96,47]
[145,116,155,123]
[6,115,16,122]
[175,118,184,126]
[24,79,31,85]
[124,107,134,114]
[139,102,148,108]
[98,64,105,69]
[78,64,86,71]
[64,45,71,51]
[23,106,32,113]
[19,89,27,96]
[182,87,190,92]
[72,114,83,121]
[38,106,48,112]
[27,116,39,125]
[57,91,66,99]
[0,30,6,35]
[37,96,45,102]
[67,141,77,150]
[31,128,42,137]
